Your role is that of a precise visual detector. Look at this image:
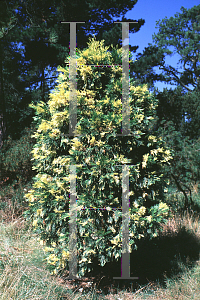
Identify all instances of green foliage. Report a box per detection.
[23,38,172,277]
[130,44,166,91]
[157,119,200,210]
[181,89,200,138]
[156,87,186,135]
[152,4,200,92]
[154,86,200,210]
[0,126,36,183]
[0,0,18,39]
[131,4,200,93]
[0,125,36,219]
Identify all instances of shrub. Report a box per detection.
[0,126,36,219]
[23,37,172,277]
[0,126,36,184]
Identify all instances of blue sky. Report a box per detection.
[46,1,198,94]
[120,0,199,91]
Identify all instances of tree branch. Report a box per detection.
[160,64,193,92]
[171,173,189,209]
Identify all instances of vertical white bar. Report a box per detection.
[113,21,139,280]
[114,21,137,137]
[68,165,78,279]
[60,21,85,137]
[121,22,130,136]
[121,164,130,277]
[113,164,138,280]
[69,22,77,137]
[60,22,84,279]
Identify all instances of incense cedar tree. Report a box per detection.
[24,38,172,277]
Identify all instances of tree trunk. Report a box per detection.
[171,173,190,210]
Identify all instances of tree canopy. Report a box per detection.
[131,4,200,92]
[153,5,200,92]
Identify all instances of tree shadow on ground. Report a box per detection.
[59,225,200,296]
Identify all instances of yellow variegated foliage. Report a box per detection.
[24,37,172,278]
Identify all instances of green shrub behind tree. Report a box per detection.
[0,126,36,184]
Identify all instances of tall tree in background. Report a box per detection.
[152,5,200,92]
[151,4,200,140]
[129,4,200,141]
[130,44,165,90]
[130,4,200,93]
[153,5,200,208]
[129,4,200,209]
[0,0,19,146]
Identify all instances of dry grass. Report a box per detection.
[161,210,200,237]
[0,206,199,299]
